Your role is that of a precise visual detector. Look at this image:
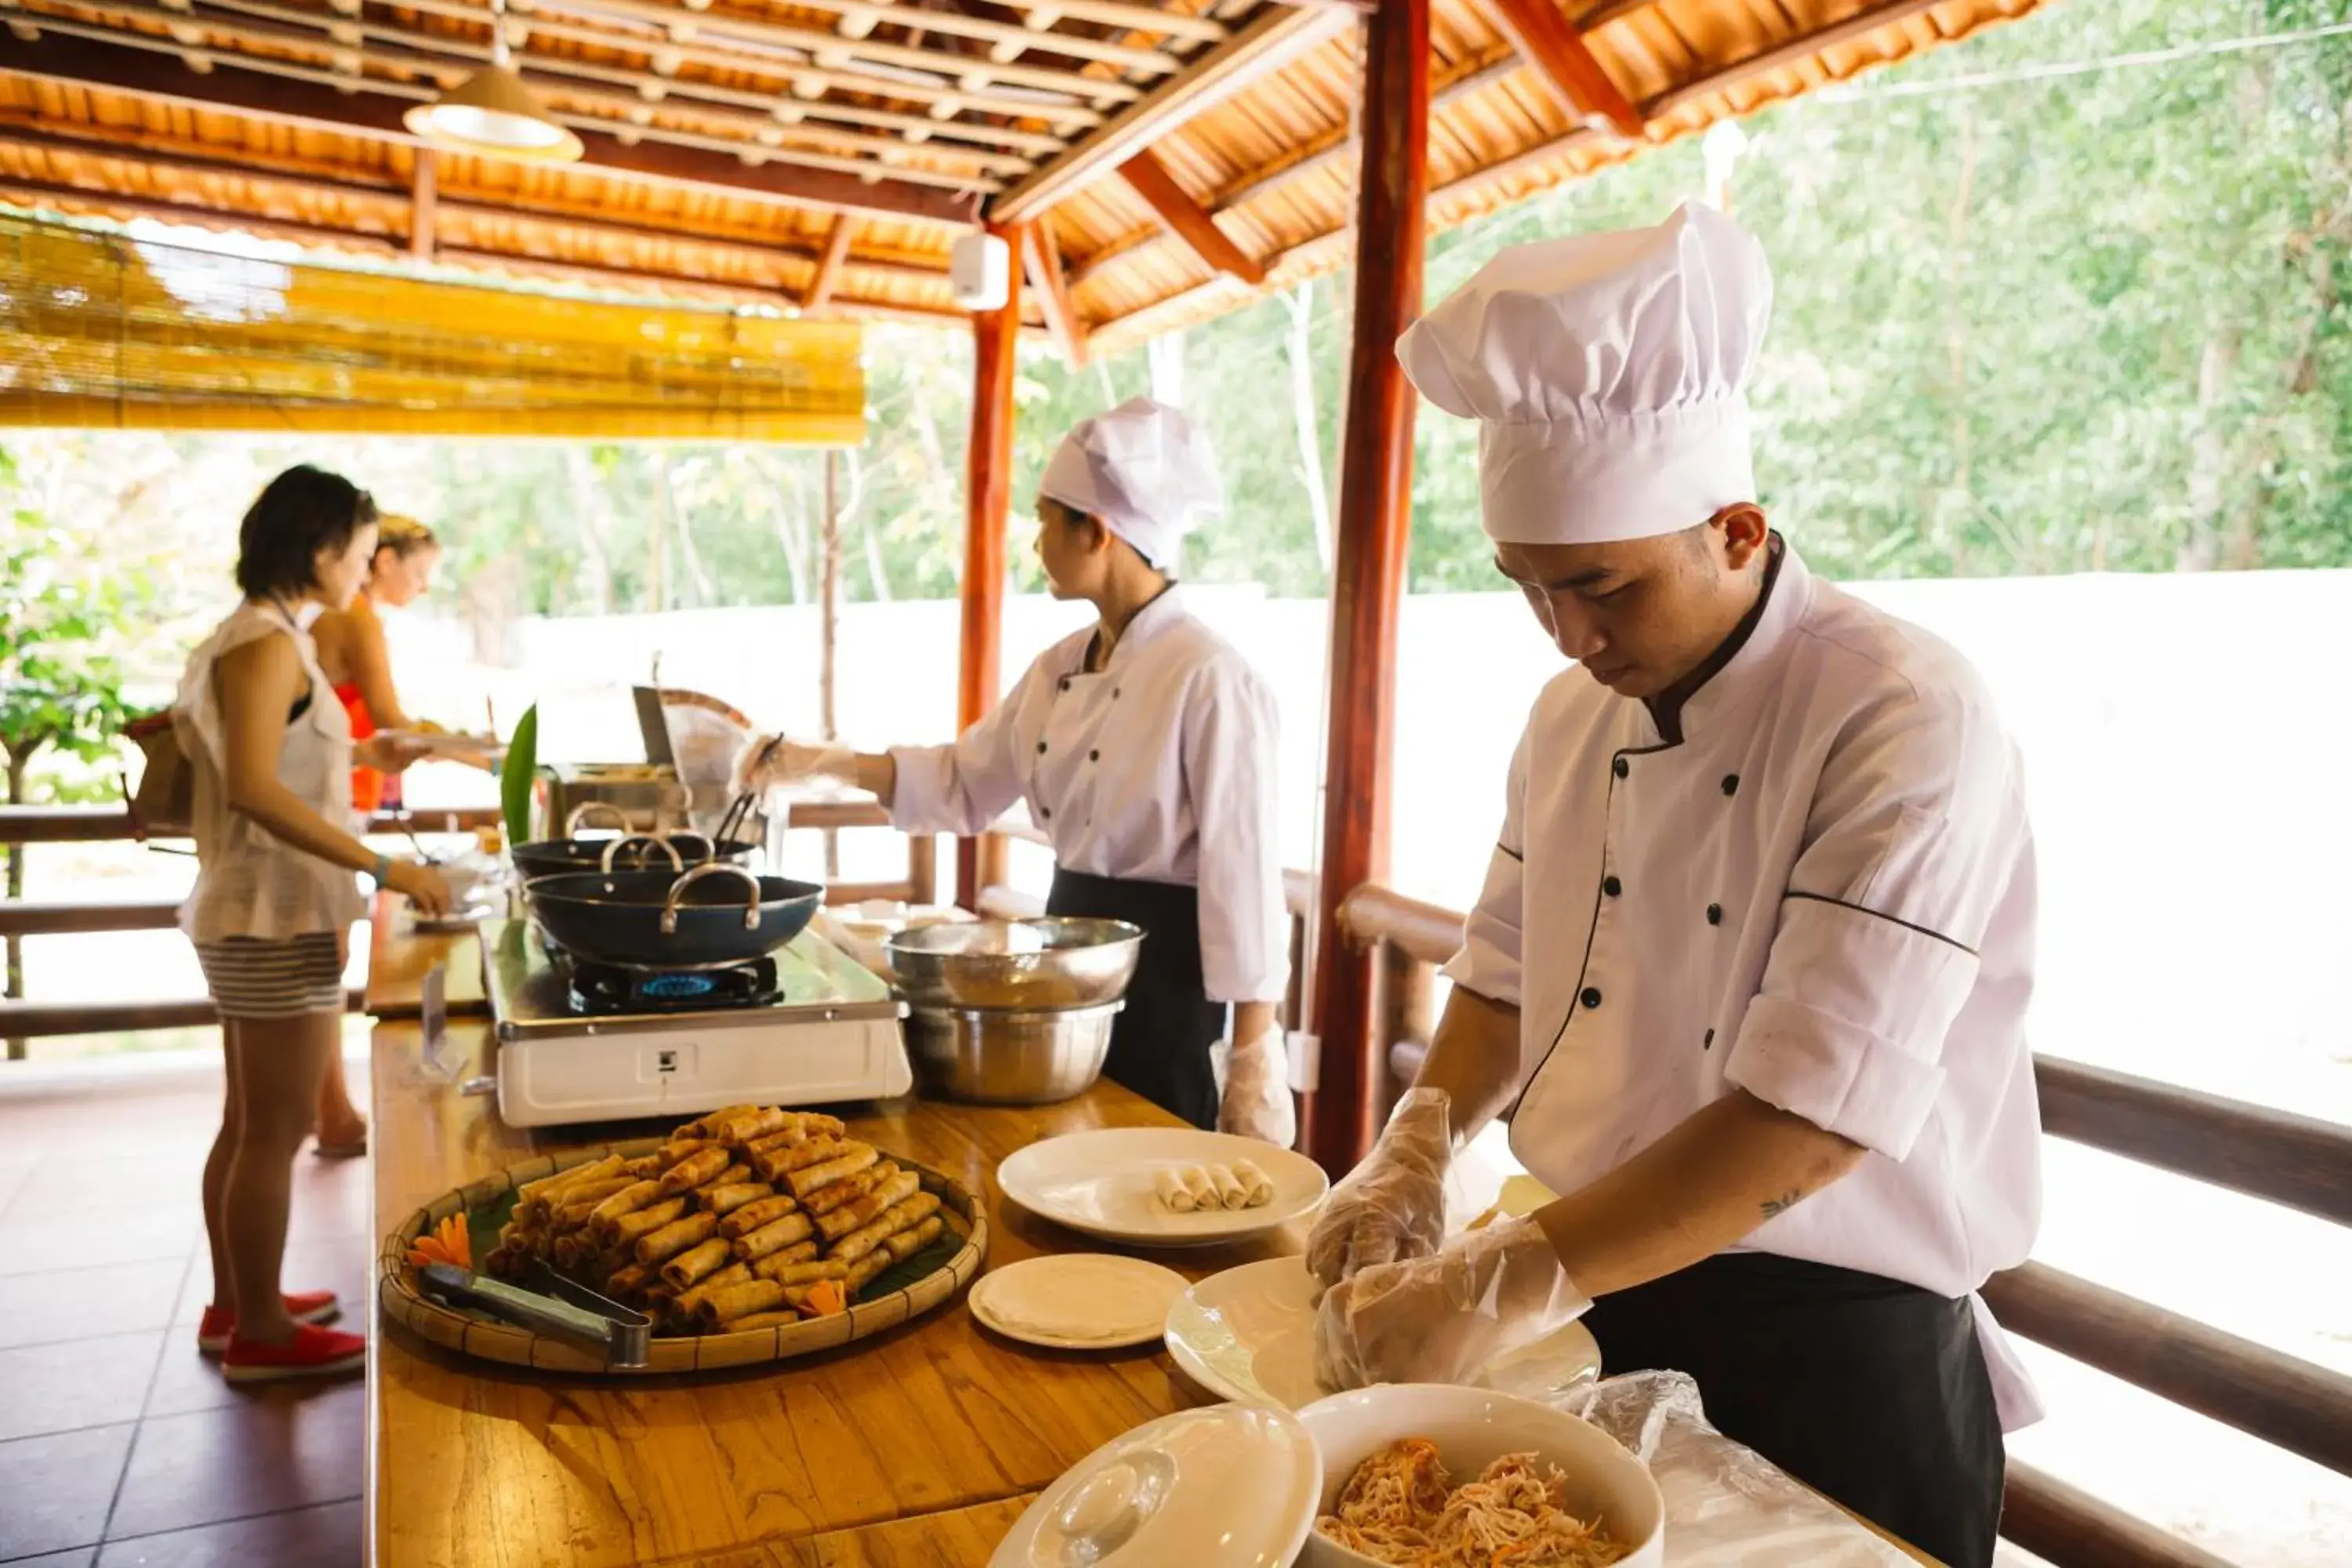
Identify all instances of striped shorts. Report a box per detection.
[194,933,346,1019]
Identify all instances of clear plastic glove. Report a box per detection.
[1314,1214,1590,1390]
[354,732,435,775]
[1218,1027,1295,1147]
[730,735,856,797]
[1305,1086,1453,1286]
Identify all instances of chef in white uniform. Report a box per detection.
[736,397,1293,1145]
[1308,205,2041,1568]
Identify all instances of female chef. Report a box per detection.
[1305,206,2042,1568]
[735,397,1292,1145]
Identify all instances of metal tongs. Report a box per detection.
[418,1259,652,1368]
[713,735,784,848]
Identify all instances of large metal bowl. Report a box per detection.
[905,1001,1121,1104]
[884,917,1144,1011]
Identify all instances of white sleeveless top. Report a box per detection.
[175,599,367,943]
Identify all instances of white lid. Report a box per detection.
[993,1404,1321,1568]
[969,1254,1189,1350]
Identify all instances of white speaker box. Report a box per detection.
[950,231,1011,311]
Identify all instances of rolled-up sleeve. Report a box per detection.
[887,670,1033,840]
[1726,686,2027,1161]
[1184,660,1286,1004]
[1442,729,1530,1009]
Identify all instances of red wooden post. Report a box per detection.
[1304,0,1430,1174]
[956,227,1022,909]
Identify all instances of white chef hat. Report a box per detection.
[1397,202,1773,546]
[1036,396,1223,571]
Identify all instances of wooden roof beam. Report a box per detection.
[0,31,985,225]
[1479,0,1646,140]
[989,0,1353,223]
[1020,220,1087,367]
[802,214,855,314]
[409,148,437,261]
[1115,149,1264,286]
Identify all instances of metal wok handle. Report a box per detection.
[600,834,684,874]
[662,862,763,933]
[565,801,630,837]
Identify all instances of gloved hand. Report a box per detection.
[1218,1027,1295,1147]
[1313,1214,1589,1390]
[731,735,856,797]
[1305,1086,1453,1286]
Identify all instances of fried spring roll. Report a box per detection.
[554,1179,639,1226]
[816,1168,922,1243]
[682,1104,759,1139]
[517,1154,624,1205]
[699,1181,774,1217]
[634,1210,719,1266]
[751,1135,851,1182]
[719,1309,801,1333]
[697,1279,786,1327]
[608,1197,689,1247]
[710,1106,792,1147]
[719,1194,802,1240]
[590,1180,665,1232]
[733,1210,816,1261]
[802,1162,893,1220]
[673,1261,753,1318]
[831,1192,942,1265]
[656,1138,717,1171]
[786,1143,880,1200]
[619,1155,663,1179]
[760,1258,848,1287]
[846,1215,946,1292]
[661,1237,735,1291]
[749,1240,822,1281]
[656,1147,733,1197]
[604,1263,653,1297]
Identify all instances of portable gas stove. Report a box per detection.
[480,916,910,1128]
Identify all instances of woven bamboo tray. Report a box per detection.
[378,1136,987,1374]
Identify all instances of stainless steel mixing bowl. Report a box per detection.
[884,917,1144,1011]
[905,1001,1123,1104]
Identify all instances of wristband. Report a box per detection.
[369,853,393,890]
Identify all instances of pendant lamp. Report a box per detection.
[404,0,583,162]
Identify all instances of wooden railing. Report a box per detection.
[1318,881,2352,1568]
[0,800,934,1043]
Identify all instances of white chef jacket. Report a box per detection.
[1447,543,2045,1428]
[889,588,1287,1005]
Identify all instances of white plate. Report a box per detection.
[995,1129,1329,1248]
[1163,1257,1604,1411]
[967,1254,1190,1351]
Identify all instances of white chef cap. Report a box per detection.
[1036,396,1223,571]
[1397,202,1773,546]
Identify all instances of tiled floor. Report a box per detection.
[0,1069,369,1566]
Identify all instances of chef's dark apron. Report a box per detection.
[1046,868,1222,1129]
[1579,1251,2004,1568]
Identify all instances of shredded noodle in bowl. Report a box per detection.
[1316,1437,1628,1567]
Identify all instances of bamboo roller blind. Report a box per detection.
[0,215,866,442]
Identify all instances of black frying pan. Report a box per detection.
[510,831,757,883]
[526,864,825,970]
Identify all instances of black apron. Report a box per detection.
[1579,1252,2004,1568]
[1046,868,1223,1129]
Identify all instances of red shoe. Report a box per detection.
[221,1321,367,1384]
[197,1290,342,1357]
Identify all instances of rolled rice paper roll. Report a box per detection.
[720,1194,801,1240]
[1230,1159,1275,1208]
[661,1237,734,1290]
[656,1147,733,1198]
[609,1197,689,1247]
[816,1169,921,1243]
[673,1262,753,1316]
[750,1240,823,1281]
[785,1144,880,1199]
[634,1210,719,1266]
[734,1210,816,1261]
[1207,1164,1248,1211]
[1179,1165,1216,1210]
[802,1162,893,1218]
[700,1181,774,1217]
[1154,1167,1194,1213]
[831,1192,942,1265]
[699,1279,787,1327]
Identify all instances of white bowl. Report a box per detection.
[1294,1384,1664,1567]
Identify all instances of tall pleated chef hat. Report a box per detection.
[1397,202,1773,546]
[1036,396,1224,570]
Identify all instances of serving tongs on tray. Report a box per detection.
[417,1259,652,1368]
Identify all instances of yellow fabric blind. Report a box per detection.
[0,214,864,442]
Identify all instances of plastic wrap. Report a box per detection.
[1549,1371,1919,1566]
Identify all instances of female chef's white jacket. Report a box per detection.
[1448,544,2045,1427]
[888,589,1288,1007]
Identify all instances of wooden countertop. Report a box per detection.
[368,1015,1297,1567]
[362,891,488,1017]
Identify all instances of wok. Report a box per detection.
[510,829,757,883]
[527,863,825,970]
